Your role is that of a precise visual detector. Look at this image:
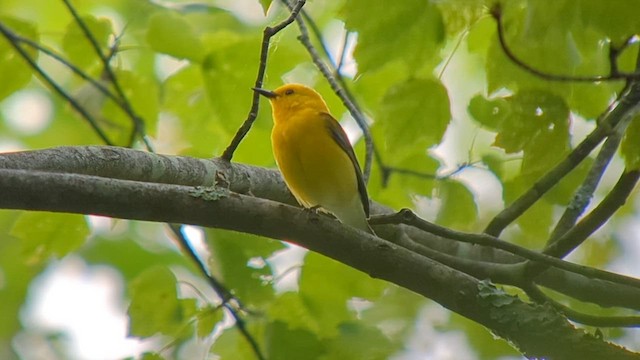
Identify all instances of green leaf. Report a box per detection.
[392,152,440,196]
[268,292,318,332]
[140,353,165,360]
[257,0,273,15]
[466,15,496,55]
[206,229,283,306]
[146,11,205,62]
[486,3,621,119]
[199,33,261,133]
[128,266,189,337]
[0,211,45,338]
[377,78,451,158]
[62,15,113,70]
[10,212,89,264]
[196,305,224,338]
[320,322,394,360]
[0,17,38,101]
[484,90,570,180]
[266,321,325,360]
[361,286,425,344]
[100,69,159,142]
[621,117,640,170]
[492,91,569,154]
[81,231,190,283]
[160,64,225,157]
[503,177,554,241]
[342,0,444,74]
[574,0,640,45]
[449,313,520,359]
[299,252,386,337]
[210,323,265,359]
[468,94,509,131]
[435,179,478,229]
[482,153,505,181]
[546,157,593,206]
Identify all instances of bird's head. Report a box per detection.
[253,83,329,122]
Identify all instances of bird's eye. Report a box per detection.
[284,89,294,95]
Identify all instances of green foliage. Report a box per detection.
[342,0,444,74]
[485,1,629,119]
[196,305,224,339]
[436,179,478,229]
[257,0,273,15]
[11,212,89,264]
[62,15,113,70]
[265,321,324,360]
[1,0,639,358]
[621,117,640,170]
[378,78,451,158]
[0,16,38,101]
[207,229,283,306]
[0,211,46,339]
[146,11,205,63]
[127,266,193,338]
[299,252,386,336]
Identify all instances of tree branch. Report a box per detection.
[371,209,640,290]
[547,119,629,242]
[0,166,637,358]
[484,76,640,237]
[61,0,152,149]
[2,146,640,311]
[221,0,307,161]
[524,283,640,328]
[543,169,640,259]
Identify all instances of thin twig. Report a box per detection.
[297,6,478,187]
[12,33,121,105]
[335,30,350,76]
[524,283,640,328]
[370,209,640,290]
[291,6,376,183]
[543,169,640,259]
[490,3,640,82]
[62,1,263,351]
[61,0,152,150]
[168,225,266,360]
[547,115,631,242]
[0,21,115,145]
[221,0,307,161]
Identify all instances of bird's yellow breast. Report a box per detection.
[271,109,358,210]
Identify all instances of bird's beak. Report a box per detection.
[252,87,277,99]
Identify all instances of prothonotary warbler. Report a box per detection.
[253,84,375,234]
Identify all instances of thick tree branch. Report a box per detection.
[1,146,640,311]
[0,167,637,358]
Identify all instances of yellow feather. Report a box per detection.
[254,84,374,234]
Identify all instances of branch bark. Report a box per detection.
[0,146,639,358]
[1,146,638,310]
[0,147,638,358]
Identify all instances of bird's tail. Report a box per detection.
[332,199,376,235]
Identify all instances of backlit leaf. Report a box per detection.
[378,78,451,158]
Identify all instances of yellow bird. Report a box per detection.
[253,83,374,234]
